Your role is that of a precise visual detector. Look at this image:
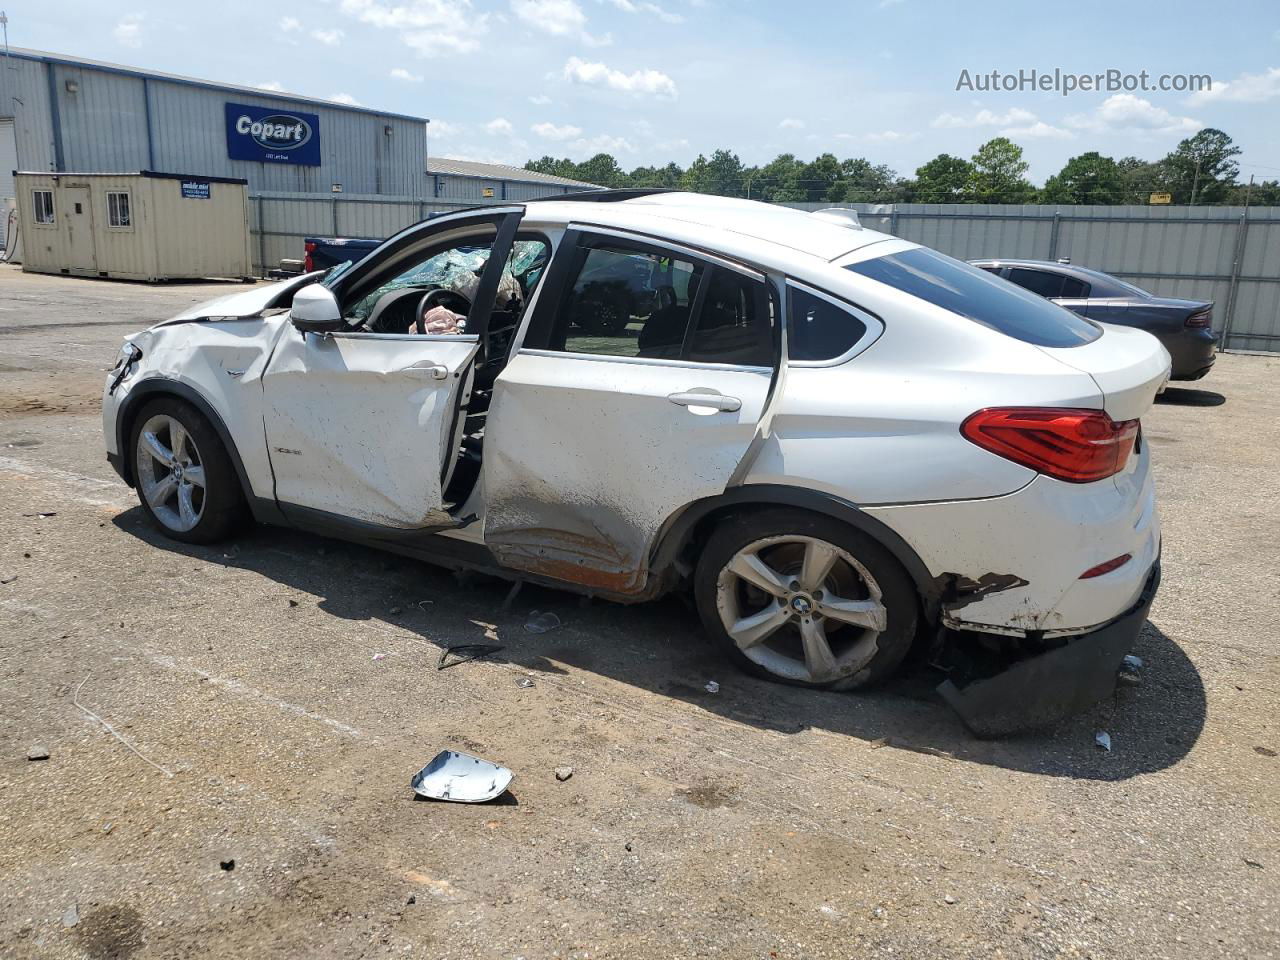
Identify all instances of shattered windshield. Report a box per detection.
[323,260,354,287]
[348,240,549,322]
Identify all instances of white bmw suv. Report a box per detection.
[103,191,1167,733]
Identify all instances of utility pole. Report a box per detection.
[1189,158,1202,206]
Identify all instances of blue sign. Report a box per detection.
[181,179,211,199]
[225,102,321,166]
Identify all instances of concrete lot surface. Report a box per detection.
[1,265,1277,959]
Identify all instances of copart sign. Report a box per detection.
[225,102,321,166]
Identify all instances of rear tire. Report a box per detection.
[129,397,246,544]
[693,509,918,690]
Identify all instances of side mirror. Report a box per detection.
[290,283,344,333]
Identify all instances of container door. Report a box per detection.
[62,185,97,274]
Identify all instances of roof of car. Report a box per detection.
[523,192,898,263]
[969,258,1148,298]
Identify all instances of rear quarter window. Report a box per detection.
[788,286,868,361]
[846,247,1101,347]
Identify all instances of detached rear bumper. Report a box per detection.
[938,561,1160,737]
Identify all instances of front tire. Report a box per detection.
[694,509,919,690]
[129,398,246,544]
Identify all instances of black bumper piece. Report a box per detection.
[938,562,1161,738]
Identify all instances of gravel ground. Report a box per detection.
[1,265,1277,959]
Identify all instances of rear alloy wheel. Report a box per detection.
[695,511,918,689]
[130,398,245,544]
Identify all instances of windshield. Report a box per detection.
[846,247,1101,348]
[323,260,354,288]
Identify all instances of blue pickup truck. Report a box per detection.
[303,236,382,274]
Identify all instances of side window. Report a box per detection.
[555,245,704,359]
[1060,276,1089,299]
[1006,268,1065,299]
[788,286,868,362]
[977,265,1002,276]
[33,190,55,225]
[686,268,773,366]
[107,191,132,229]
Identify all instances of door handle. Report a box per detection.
[402,363,450,380]
[667,390,742,413]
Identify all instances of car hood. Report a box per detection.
[156,272,324,326]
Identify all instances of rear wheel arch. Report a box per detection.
[651,484,941,623]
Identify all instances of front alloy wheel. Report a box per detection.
[128,397,245,544]
[136,413,207,532]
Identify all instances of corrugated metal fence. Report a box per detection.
[782,202,1280,353]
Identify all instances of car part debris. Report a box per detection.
[517,677,535,688]
[372,653,388,662]
[436,643,504,670]
[1095,731,1112,751]
[524,610,562,634]
[1,575,17,585]
[22,511,56,518]
[1121,654,1144,672]
[704,680,720,694]
[27,745,50,761]
[62,904,79,928]
[938,566,1158,737]
[220,858,235,871]
[554,766,574,782]
[412,750,513,803]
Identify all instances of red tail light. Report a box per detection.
[1185,307,1212,329]
[304,241,316,274]
[961,408,1139,483]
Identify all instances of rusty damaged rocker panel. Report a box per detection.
[937,561,1161,738]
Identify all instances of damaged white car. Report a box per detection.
[103,191,1167,733]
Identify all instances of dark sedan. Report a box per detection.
[969,258,1216,380]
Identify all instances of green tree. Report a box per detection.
[525,156,581,180]
[681,149,746,196]
[628,162,684,188]
[1115,156,1170,204]
[798,153,842,202]
[749,153,806,201]
[1160,128,1241,204]
[1040,152,1125,205]
[573,153,629,188]
[967,138,1036,203]
[835,158,899,202]
[911,154,974,202]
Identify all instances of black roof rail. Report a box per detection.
[527,187,682,203]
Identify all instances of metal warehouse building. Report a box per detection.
[0,47,595,271]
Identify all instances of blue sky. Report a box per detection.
[10,0,1280,183]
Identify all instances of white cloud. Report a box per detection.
[312,28,345,45]
[339,0,490,57]
[330,93,362,105]
[113,14,144,48]
[390,67,425,82]
[834,130,918,143]
[529,94,552,105]
[485,117,515,135]
[779,117,805,130]
[256,80,286,92]
[603,0,682,22]
[1067,94,1200,134]
[1186,67,1280,105]
[568,133,635,156]
[532,121,583,140]
[562,56,677,98]
[932,107,1038,128]
[429,119,462,139]
[279,16,302,31]
[1001,120,1073,140]
[511,0,585,35]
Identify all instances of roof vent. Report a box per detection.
[810,207,862,230]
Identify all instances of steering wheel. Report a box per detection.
[414,288,472,335]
